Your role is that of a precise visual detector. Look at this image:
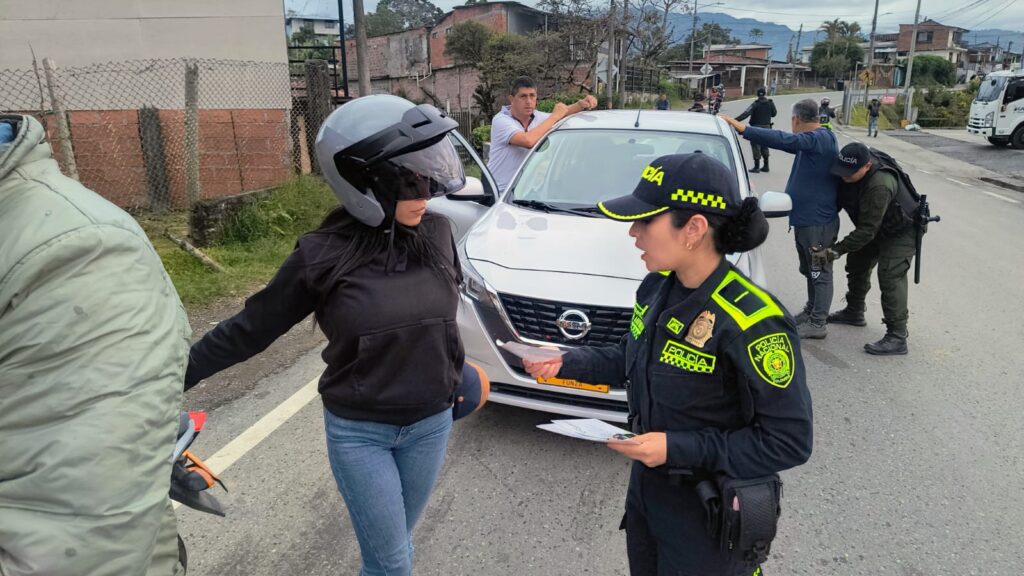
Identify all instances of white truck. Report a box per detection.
[967,69,1024,148]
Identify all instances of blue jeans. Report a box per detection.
[868,115,879,136]
[324,407,452,576]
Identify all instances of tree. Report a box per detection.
[659,42,692,64]
[535,0,606,92]
[909,55,956,86]
[445,21,493,65]
[345,3,404,37]
[474,34,543,118]
[749,27,763,43]
[345,0,442,37]
[681,23,741,53]
[385,0,444,29]
[810,36,863,81]
[623,0,687,68]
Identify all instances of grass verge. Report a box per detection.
[138,175,337,311]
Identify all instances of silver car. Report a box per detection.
[434,110,791,422]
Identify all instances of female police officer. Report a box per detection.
[184,95,485,575]
[525,153,813,576]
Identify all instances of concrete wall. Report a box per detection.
[0,0,288,70]
[343,27,431,93]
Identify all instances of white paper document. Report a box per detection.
[538,418,640,444]
[497,340,564,362]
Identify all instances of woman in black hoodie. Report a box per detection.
[185,95,471,576]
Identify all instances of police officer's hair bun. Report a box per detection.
[717,197,769,254]
[670,197,768,255]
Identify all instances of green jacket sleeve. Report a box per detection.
[835,171,897,255]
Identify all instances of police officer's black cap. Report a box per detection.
[597,153,741,221]
[831,142,872,178]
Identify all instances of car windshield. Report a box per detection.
[507,129,737,209]
[976,76,1008,102]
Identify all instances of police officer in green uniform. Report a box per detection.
[813,143,918,355]
[524,153,813,576]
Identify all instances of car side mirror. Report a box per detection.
[448,176,492,203]
[759,191,791,218]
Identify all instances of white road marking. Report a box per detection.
[173,375,320,509]
[918,169,934,174]
[979,190,1021,204]
[946,178,970,186]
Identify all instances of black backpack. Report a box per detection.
[868,148,921,236]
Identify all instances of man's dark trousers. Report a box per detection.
[843,228,916,333]
[794,219,840,324]
[750,124,771,165]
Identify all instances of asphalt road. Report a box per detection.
[177,92,1024,576]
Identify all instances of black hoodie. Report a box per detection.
[185,211,464,426]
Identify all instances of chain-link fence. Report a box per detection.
[0,58,316,213]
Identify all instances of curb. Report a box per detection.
[979,177,1024,194]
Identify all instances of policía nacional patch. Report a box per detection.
[685,310,715,348]
[747,332,795,388]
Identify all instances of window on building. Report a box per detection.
[431,31,438,38]
[324,21,337,29]
[444,27,453,35]
[917,30,933,43]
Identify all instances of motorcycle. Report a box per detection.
[171,411,227,569]
[708,87,725,115]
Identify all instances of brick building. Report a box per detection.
[342,1,549,109]
[897,19,969,65]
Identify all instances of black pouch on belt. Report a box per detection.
[717,474,783,566]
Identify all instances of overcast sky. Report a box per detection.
[287,0,1024,36]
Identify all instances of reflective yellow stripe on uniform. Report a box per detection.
[711,270,784,331]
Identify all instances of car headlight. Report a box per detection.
[984,111,995,127]
[458,241,497,306]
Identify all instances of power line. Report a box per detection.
[712,4,918,19]
[965,0,1018,28]
[932,0,993,23]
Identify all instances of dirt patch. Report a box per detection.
[182,293,325,412]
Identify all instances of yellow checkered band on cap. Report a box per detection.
[670,189,727,210]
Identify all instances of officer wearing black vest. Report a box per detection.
[735,87,777,173]
[813,142,917,355]
[524,153,813,576]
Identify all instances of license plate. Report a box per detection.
[536,377,610,394]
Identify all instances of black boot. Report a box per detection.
[827,307,867,326]
[865,331,908,356]
[749,159,760,173]
[760,158,769,173]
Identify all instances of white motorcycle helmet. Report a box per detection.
[315,95,466,227]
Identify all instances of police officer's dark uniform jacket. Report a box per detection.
[561,153,813,575]
[561,262,812,479]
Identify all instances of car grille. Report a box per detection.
[497,293,632,346]
[490,383,628,414]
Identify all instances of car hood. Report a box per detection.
[463,202,648,281]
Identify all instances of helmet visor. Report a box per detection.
[390,137,466,201]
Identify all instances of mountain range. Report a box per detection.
[660,11,1024,62]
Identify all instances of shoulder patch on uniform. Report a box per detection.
[711,270,783,331]
[747,332,795,388]
[631,302,649,340]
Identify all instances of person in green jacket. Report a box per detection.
[0,115,189,575]
[812,143,917,356]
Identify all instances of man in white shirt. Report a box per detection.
[487,76,597,192]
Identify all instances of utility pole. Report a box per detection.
[903,0,922,121]
[607,0,616,108]
[864,0,879,106]
[337,0,350,98]
[353,0,371,97]
[791,24,803,90]
[688,0,699,72]
[619,0,628,103]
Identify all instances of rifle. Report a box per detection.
[914,195,941,284]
